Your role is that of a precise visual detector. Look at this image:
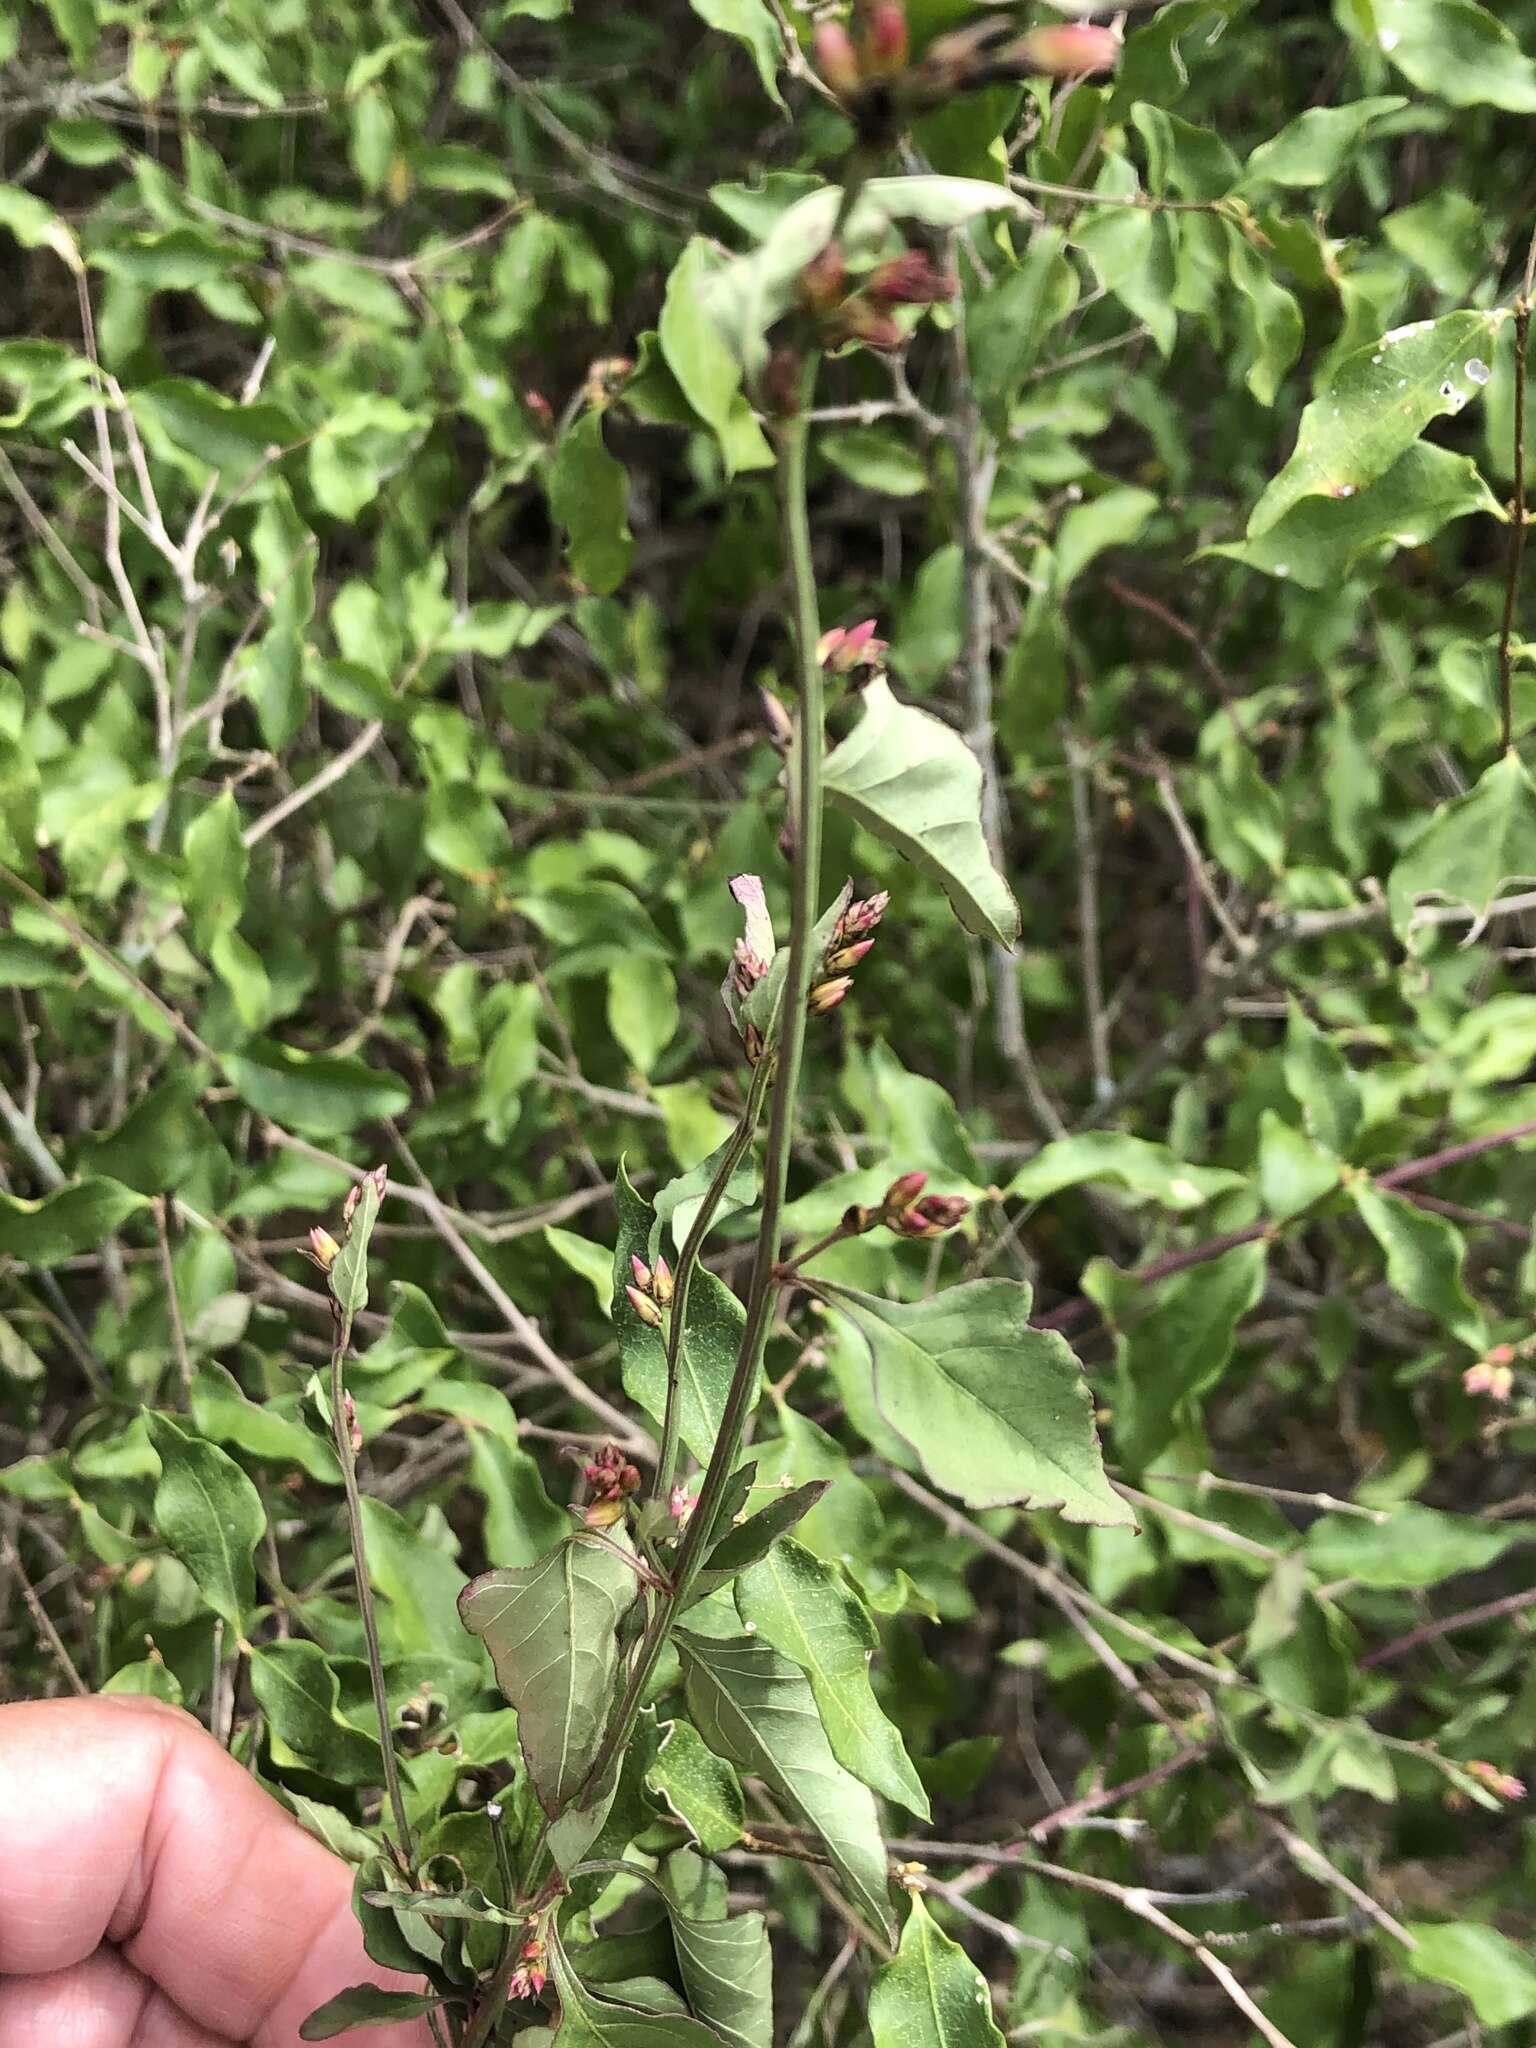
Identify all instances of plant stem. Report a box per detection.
[562,358,827,1811]
[653,1056,773,1503]
[329,1315,415,1869]
[1499,228,1536,755]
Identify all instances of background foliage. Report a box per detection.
[3,0,1536,2042]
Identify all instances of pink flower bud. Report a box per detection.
[626,1284,664,1328]
[670,1482,694,1525]
[760,687,794,751]
[825,937,874,973]
[838,889,890,939]
[1463,1360,1514,1401]
[856,0,909,77]
[867,250,956,306]
[817,619,888,673]
[630,1253,652,1291]
[882,1170,928,1214]
[799,239,848,314]
[1014,23,1119,77]
[307,1226,342,1271]
[808,975,854,1016]
[1468,1759,1526,1802]
[813,19,861,95]
[890,1192,971,1238]
[653,1255,674,1305]
[343,1391,362,1454]
[827,296,905,352]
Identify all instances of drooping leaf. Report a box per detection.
[658,1850,773,2048]
[1350,1182,1486,1350]
[1107,1242,1268,1471]
[145,1412,264,1628]
[299,1985,448,2041]
[823,677,1020,948]
[1248,311,1505,537]
[221,1045,411,1138]
[823,1280,1129,1524]
[735,1537,929,1814]
[677,1630,895,1940]
[249,1640,381,1783]
[0,1176,147,1266]
[549,1919,727,2046]
[458,1534,641,1816]
[688,0,785,108]
[869,1890,1006,2048]
[1007,1132,1244,1211]
[1388,750,1536,940]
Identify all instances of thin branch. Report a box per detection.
[1498,226,1536,754]
[1359,1584,1536,1669]
[1067,735,1112,1101]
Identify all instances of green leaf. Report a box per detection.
[678,1630,895,1940]
[331,1167,386,1321]
[1243,97,1407,187]
[608,957,679,1077]
[0,184,81,271]
[614,1164,748,1465]
[1350,1182,1486,1349]
[145,1412,264,1628]
[221,1045,412,1137]
[547,1226,618,1320]
[735,1537,929,1814]
[190,1362,339,1483]
[1209,441,1500,587]
[458,1534,641,1816]
[183,791,248,949]
[1305,1503,1518,1589]
[1257,1110,1340,1224]
[823,676,1020,948]
[549,410,633,596]
[869,1890,1005,2048]
[358,1496,474,1664]
[41,0,97,68]
[1367,0,1536,111]
[1249,311,1504,537]
[659,1850,773,2048]
[695,1480,830,1591]
[1108,1242,1268,1471]
[133,380,300,472]
[1404,1921,1536,2025]
[646,1717,746,1851]
[0,1176,147,1266]
[1007,1132,1244,1211]
[824,1280,1129,1524]
[419,1378,566,1566]
[1283,1003,1361,1156]
[688,0,785,107]
[1053,486,1158,590]
[249,1640,382,1783]
[1388,751,1536,940]
[549,1920,727,2046]
[1226,232,1302,407]
[299,1986,447,2041]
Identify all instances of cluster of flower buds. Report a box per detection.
[817,618,888,675]
[1464,1343,1517,1401]
[808,887,889,1019]
[841,1168,971,1240]
[669,1481,694,1527]
[814,1,1117,141]
[583,1443,642,1528]
[507,1926,549,2003]
[798,237,954,354]
[307,1225,341,1272]
[1467,1759,1526,1803]
[625,1253,674,1329]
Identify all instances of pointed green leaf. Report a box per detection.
[735,1537,929,1815]
[1242,97,1408,187]
[145,1412,264,1628]
[1248,310,1504,537]
[299,1985,447,2041]
[1388,751,1536,940]
[458,1534,641,1816]
[1108,1242,1268,1471]
[646,1718,746,1851]
[869,1890,1005,2048]
[1349,1183,1486,1349]
[331,1169,386,1321]
[550,1920,726,2046]
[1257,1110,1340,1224]
[1283,1003,1361,1156]
[823,1280,1128,1524]
[358,1496,474,1664]
[221,1045,411,1138]
[1306,1503,1517,1590]
[823,677,1020,948]
[678,1630,895,1940]
[694,1480,830,1593]
[0,1176,147,1266]
[1365,0,1536,111]
[1006,1132,1244,1211]
[249,1640,381,1783]
[688,0,785,108]
[1405,1921,1536,2025]
[549,409,633,596]
[659,1850,773,2048]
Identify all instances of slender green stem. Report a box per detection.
[1499,234,1536,754]
[653,1056,773,1503]
[329,1317,415,1869]
[560,357,827,1812]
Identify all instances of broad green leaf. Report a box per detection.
[358,1496,475,1665]
[222,1045,411,1138]
[549,1919,726,2046]
[869,1890,1005,2048]
[614,1164,748,1464]
[659,239,773,474]
[190,1363,339,1483]
[0,1176,146,1266]
[0,185,81,271]
[145,1412,264,1628]
[646,1717,746,1851]
[823,677,1020,948]
[1243,97,1407,187]
[458,1535,641,1816]
[655,1135,760,1254]
[1366,0,1536,111]
[1007,1132,1244,1211]
[1210,442,1500,587]
[1283,1003,1362,1156]
[1257,1110,1340,1224]
[546,1225,617,1319]
[659,1850,772,2048]
[678,1630,895,1940]
[967,227,1077,413]
[1108,1242,1268,1471]
[824,1280,1129,1525]
[1350,1182,1486,1349]
[549,410,633,596]
[688,0,785,107]
[1227,233,1302,406]
[1404,1921,1536,2025]
[1053,486,1158,590]
[1388,751,1536,940]
[1305,1503,1518,1589]
[735,1537,929,1814]
[133,380,301,473]
[249,1640,381,1783]
[418,1378,567,1566]
[1248,311,1505,537]
[299,1986,448,2041]
[608,957,679,1077]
